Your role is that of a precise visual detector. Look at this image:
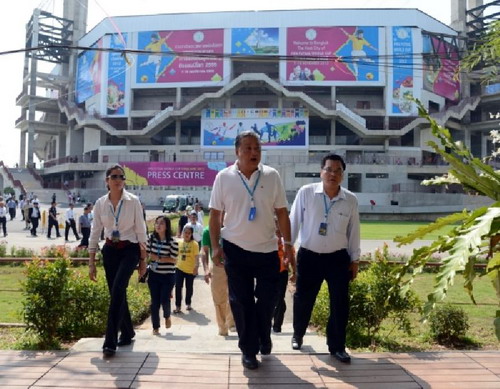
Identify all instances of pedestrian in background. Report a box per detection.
[47,201,61,239]
[29,201,41,237]
[65,203,80,242]
[78,206,91,247]
[146,215,178,335]
[0,200,7,237]
[174,225,199,314]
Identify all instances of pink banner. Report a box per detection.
[120,162,229,187]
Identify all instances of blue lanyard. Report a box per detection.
[157,239,165,257]
[322,194,336,221]
[109,200,123,228]
[237,170,261,202]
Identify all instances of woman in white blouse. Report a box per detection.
[88,164,148,357]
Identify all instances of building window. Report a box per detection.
[160,102,174,110]
[356,101,371,109]
[366,173,388,179]
[256,101,270,108]
[295,172,320,178]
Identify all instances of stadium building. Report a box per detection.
[9,0,500,217]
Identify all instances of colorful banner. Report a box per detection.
[423,35,460,101]
[391,27,416,115]
[136,29,224,84]
[285,26,379,83]
[231,28,279,55]
[75,39,103,103]
[107,33,128,115]
[120,162,229,187]
[201,109,308,148]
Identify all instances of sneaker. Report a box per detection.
[173,307,182,314]
[165,317,171,329]
[152,329,160,335]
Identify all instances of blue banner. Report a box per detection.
[107,33,128,115]
[391,27,415,114]
[75,40,102,104]
[231,28,279,55]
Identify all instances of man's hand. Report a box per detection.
[89,259,97,282]
[138,260,147,280]
[212,247,225,268]
[283,244,294,267]
[204,271,211,284]
[349,261,359,280]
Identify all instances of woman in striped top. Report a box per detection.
[146,215,179,335]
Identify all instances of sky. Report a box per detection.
[0,0,453,167]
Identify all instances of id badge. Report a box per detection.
[150,261,158,271]
[181,255,186,261]
[248,206,256,221]
[111,230,120,243]
[318,222,328,236]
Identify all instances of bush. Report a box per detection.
[429,304,470,345]
[0,241,6,257]
[21,257,151,349]
[311,245,421,349]
[10,246,35,258]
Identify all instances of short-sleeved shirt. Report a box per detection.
[79,214,91,228]
[209,163,288,253]
[176,240,199,274]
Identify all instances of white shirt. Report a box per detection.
[0,206,7,218]
[184,221,204,242]
[209,163,288,253]
[197,210,205,226]
[65,208,76,222]
[289,182,360,261]
[88,189,148,253]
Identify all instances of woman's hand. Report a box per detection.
[89,262,97,282]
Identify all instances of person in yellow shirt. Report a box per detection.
[140,32,172,81]
[340,28,377,77]
[173,226,200,313]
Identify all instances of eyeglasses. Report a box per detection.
[322,167,344,175]
[108,174,126,181]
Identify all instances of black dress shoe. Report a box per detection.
[332,351,351,363]
[272,326,281,333]
[117,338,133,347]
[291,336,302,350]
[260,340,272,355]
[102,347,116,357]
[241,354,259,370]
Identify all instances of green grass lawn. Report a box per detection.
[360,221,455,240]
[0,265,25,323]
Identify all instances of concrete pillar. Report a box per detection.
[330,120,336,145]
[27,9,40,168]
[384,116,389,130]
[176,87,182,109]
[481,133,488,159]
[175,120,181,145]
[278,97,283,109]
[58,133,66,159]
[331,86,337,109]
[450,0,467,32]
[19,131,26,168]
[463,129,471,149]
[225,98,231,110]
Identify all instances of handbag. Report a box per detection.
[139,265,150,283]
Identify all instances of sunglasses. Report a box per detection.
[107,174,126,181]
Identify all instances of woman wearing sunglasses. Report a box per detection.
[88,164,148,357]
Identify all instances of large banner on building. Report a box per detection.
[201,109,308,148]
[75,39,103,103]
[136,29,224,84]
[423,35,460,101]
[120,162,229,187]
[107,33,128,115]
[284,26,380,84]
[231,28,279,55]
[390,27,417,115]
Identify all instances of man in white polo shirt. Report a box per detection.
[289,153,360,363]
[209,131,294,370]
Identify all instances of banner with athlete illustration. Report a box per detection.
[135,29,225,85]
[201,108,309,148]
[283,26,381,85]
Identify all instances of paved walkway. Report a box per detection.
[3,205,498,387]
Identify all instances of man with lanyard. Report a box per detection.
[209,131,293,370]
[289,153,360,363]
[65,203,80,242]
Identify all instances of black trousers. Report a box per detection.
[102,243,140,350]
[293,247,351,353]
[47,219,60,238]
[272,270,289,331]
[65,219,79,240]
[223,239,279,357]
[30,217,39,236]
[80,227,90,246]
[0,216,6,236]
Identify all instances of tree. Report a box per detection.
[393,102,500,337]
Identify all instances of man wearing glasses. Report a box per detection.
[289,153,360,363]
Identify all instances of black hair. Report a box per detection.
[183,225,194,241]
[321,153,346,171]
[153,215,172,242]
[105,164,125,191]
[235,130,260,149]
